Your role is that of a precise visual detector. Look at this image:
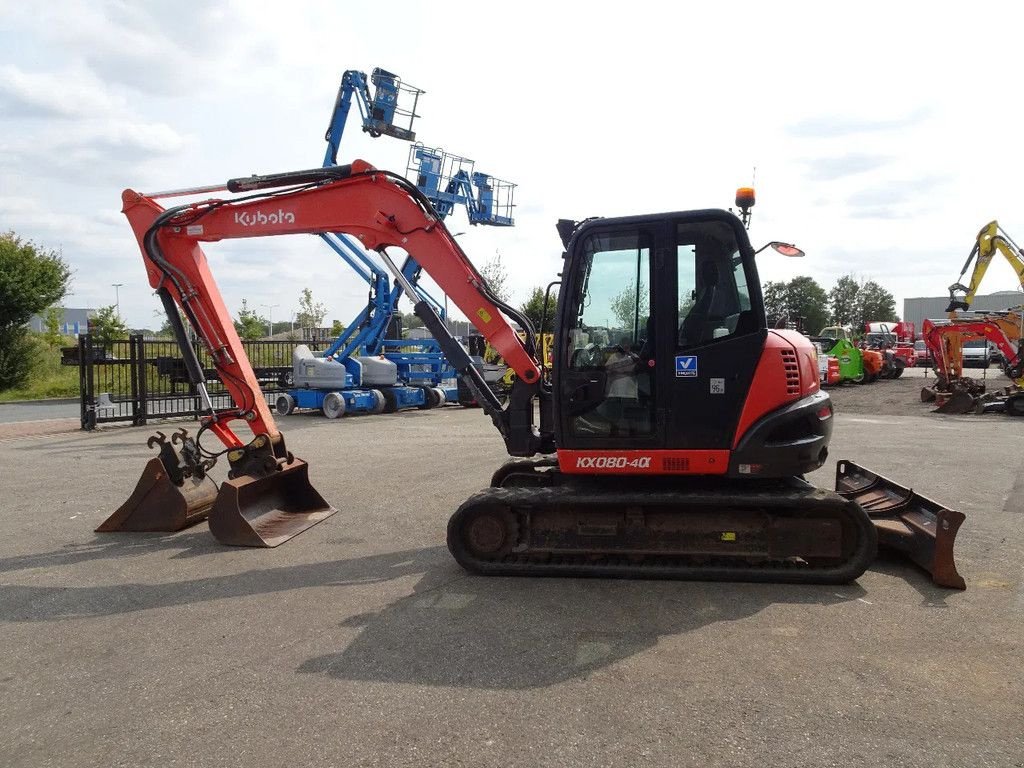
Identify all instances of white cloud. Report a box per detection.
[2,0,1024,334]
[0,64,125,117]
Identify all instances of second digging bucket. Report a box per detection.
[208,457,335,547]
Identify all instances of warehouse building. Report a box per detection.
[26,307,96,336]
[903,290,1023,336]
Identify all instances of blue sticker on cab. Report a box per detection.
[675,355,698,377]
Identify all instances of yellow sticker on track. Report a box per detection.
[721,532,736,542]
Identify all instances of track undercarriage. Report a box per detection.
[447,458,964,588]
[448,459,878,585]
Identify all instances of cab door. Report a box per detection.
[554,211,766,454]
[554,220,664,451]
[662,213,766,449]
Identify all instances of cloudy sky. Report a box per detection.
[3,1,1024,330]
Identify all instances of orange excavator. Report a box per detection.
[99,162,965,588]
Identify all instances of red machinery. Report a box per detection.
[921,315,1024,414]
[99,162,964,588]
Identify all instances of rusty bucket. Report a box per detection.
[835,460,965,589]
[208,457,335,547]
[97,456,217,532]
[933,389,977,414]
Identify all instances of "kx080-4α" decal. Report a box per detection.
[575,455,653,469]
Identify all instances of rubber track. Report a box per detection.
[447,484,878,585]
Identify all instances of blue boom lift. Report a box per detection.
[276,68,516,418]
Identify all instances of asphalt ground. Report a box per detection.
[0,400,78,424]
[0,403,1021,767]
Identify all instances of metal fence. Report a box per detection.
[75,334,323,430]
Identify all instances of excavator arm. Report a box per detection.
[107,161,552,547]
[947,220,1024,312]
[923,314,1024,383]
[129,161,546,449]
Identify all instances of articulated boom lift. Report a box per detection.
[104,162,964,588]
[295,68,517,414]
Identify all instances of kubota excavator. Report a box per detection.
[100,161,965,588]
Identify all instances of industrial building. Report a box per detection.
[903,290,1023,335]
[26,307,96,336]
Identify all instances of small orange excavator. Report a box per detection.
[98,163,965,588]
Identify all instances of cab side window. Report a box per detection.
[677,221,752,348]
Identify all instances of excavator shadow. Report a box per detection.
[296,563,869,690]
[1,545,869,689]
[868,551,962,607]
[0,530,223,574]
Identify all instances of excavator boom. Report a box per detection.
[102,162,549,546]
[948,220,1024,312]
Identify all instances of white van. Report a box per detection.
[961,339,990,368]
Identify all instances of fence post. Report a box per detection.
[79,333,96,430]
[129,334,142,426]
[138,336,149,426]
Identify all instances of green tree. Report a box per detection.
[0,232,71,389]
[401,311,425,330]
[41,306,64,347]
[479,252,510,302]
[296,287,327,329]
[609,281,649,330]
[234,298,268,340]
[154,306,192,340]
[829,275,862,326]
[856,280,898,330]
[90,305,128,349]
[519,285,559,333]
[762,280,789,327]
[786,276,829,335]
[330,319,345,336]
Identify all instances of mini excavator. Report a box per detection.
[101,162,965,588]
[920,220,1024,415]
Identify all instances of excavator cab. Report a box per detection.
[553,210,828,478]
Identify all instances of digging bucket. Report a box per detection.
[934,390,976,414]
[97,456,218,533]
[207,457,335,547]
[835,460,965,589]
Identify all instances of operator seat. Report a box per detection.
[680,260,720,346]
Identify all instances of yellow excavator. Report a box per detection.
[946,220,1024,312]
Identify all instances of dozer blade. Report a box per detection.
[207,457,335,547]
[835,460,965,589]
[934,390,976,414]
[97,456,218,533]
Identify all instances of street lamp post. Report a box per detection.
[260,303,279,338]
[112,283,123,317]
